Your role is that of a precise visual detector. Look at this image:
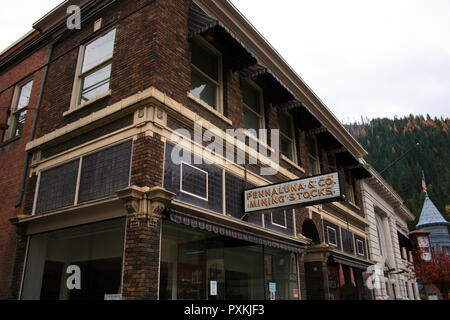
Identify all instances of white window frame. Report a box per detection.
[189,37,223,114]
[327,226,338,247]
[180,161,209,201]
[5,78,34,140]
[242,79,265,138]
[279,111,297,163]
[356,238,365,256]
[270,210,288,229]
[69,28,116,111]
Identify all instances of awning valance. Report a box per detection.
[240,64,295,105]
[329,254,373,270]
[167,210,305,254]
[188,8,257,71]
[280,100,372,179]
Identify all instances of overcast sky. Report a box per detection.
[1,0,449,123]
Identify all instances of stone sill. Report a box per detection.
[281,154,306,173]
[187,92,233,126]
[63,90,112,117]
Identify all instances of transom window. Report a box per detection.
[75,29,116,106]
[279,111,296,162]
[34,140,132,215]
[190,39,222,111]
[6,79,33,140]
[242,80,263,138]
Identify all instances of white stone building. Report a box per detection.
[360,165,420,300]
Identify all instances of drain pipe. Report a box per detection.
[15,42,54,208]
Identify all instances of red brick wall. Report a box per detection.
[130,133,164,188]
[0,43,51,299]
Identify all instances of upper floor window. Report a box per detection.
[344,170,356,204]
[242,80,264,138]
[5,79,33,140]
[306,135,320,175]
[328,153,337,172]
[72,29,116,107]
[279,111,296,162]
[190,39,222,112]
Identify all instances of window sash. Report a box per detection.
[190,67,218,109]
[79,63,112,104]
[81,29,116,74]
[281,133,294,160]
[190,38,222,112]
[73,29,116,107]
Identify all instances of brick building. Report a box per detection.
[0,30,53,299]
[2,0,378,300]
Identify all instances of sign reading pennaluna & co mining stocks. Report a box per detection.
[244,171,346,213]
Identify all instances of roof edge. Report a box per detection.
[195,0,368,158]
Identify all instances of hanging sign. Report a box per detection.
[244,171,345,214]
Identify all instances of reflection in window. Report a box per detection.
[7,80,33,139]
[242,80,263,138]
[160,221,299,300]
[21,219,125,300]
[78,29,116,104]
[190,40,220,110]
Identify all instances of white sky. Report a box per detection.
[1,0,449,123]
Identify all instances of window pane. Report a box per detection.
[78,141,132,203]
[281,135,293,160]
[82,29,116,73]
[181,163,208,200]
[309,156,319,175]
[21,219,125,300]
[36,160,80,214]
[190,69,217,109]
[306,136,317,156]
[16,80,33,110]
[242,81,260,113]
[243,107,260,133]
[14,109,27,137]
[79,64,112,104]
[279,112,292,138]
[191,41,218,81]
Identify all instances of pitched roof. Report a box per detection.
[417,195,449,228]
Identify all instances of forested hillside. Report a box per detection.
[345,115,450,230]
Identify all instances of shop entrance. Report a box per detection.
[160,221,299,300]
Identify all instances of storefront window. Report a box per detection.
[160,221,299,300]
[21,219,125,300]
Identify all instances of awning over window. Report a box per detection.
[167,210,305,254]
[188,8,257,71]
[240,64,295,105]
[329,254,373,270]
[280,100,372,179]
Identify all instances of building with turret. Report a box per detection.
[416,195,450,255]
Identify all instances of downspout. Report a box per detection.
[15,42,54,208]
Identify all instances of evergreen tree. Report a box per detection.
[345,115,450,229]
